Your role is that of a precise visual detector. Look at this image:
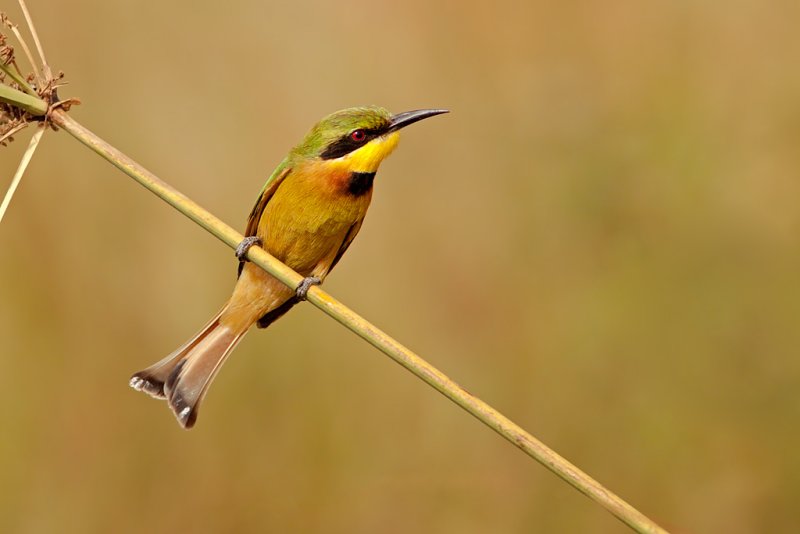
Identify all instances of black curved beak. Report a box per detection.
[387,109,449,133]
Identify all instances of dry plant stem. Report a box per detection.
[0,82,46,114]
[17,0,51,82]
[6,22,38,86]
[49,109,669,534]
[0,121,28,145]
[0,62,38,97]
[0,125,42,222]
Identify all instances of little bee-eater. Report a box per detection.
[130,106,447,428]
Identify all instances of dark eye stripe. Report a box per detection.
[320,128,382,160]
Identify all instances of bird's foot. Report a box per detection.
[235,236,263,261]
[295,276,321,301]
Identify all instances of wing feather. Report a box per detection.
[238,161,292,277]
[328,218,365,273]
[244,160,292,238]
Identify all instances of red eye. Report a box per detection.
[350,129,366,142]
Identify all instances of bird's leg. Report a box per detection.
[295,276,321,301]
[235,236,263,261]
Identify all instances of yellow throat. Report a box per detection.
[339,132,401,173]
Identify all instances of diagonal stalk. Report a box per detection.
[0,61,39,97]
[0,125,42,223]
[49,108,669,534]
[3,5,669,531]
[5,18,39,87]
[0,82,46,115]
[17,0,52,82]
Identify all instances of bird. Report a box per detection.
[129,106,448,428]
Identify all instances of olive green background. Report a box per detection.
[2,1,799,532]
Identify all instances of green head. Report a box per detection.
[290,106,448,166]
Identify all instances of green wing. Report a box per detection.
[329,218,365,273]
[238,160,292,277]
[243,158,292,238]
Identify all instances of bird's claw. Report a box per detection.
[235,236,263,261]
[295,276,321,301]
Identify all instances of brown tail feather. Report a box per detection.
[129,310,224,399]
[130,308,247,428]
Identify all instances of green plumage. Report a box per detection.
[131,106,446,428]
[291,106,392,159]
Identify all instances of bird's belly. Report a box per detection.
[263,195,368,275]
[274,223,348,273]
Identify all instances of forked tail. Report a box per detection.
[130,308,248,428]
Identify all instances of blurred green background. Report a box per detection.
[2,1,800,532]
